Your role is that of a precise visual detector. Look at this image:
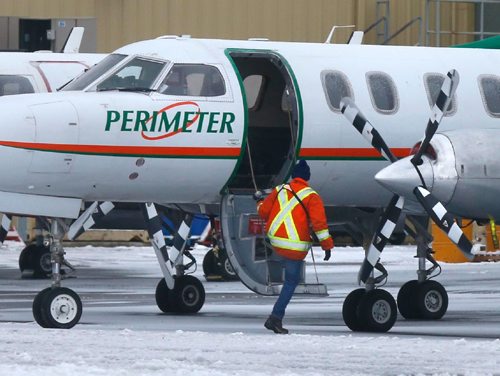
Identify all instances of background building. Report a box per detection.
[0,0,498,53]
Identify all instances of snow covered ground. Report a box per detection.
[2,242,500,375]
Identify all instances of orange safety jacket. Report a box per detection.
[257,177,334,261]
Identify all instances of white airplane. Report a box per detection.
[0,27,105,276]
[0,33,498,332]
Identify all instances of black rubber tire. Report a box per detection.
[397,280,420,319]
[155,278,173,313]
[342,288,366,331]
[40,287,82,329]
[19,244,51,278]
[202,249,218,278]
[416,280,448,320]
[32,287,52,328]
[357,289,397,333]
[219,252,239,281]
[170,275,205,314]
[32,246,52,278]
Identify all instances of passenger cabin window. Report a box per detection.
[159,64,226,97]
[366,72,399,114]
[424,73,456,116]
[0,75,34,96]
[243,75,265,110]
[96,57,166,92]
[479,75,500,117]
[321,70,354,112]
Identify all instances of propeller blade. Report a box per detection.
[358,195,405,284]
[340,97,397,163]
[0,214,12,244]
[411,69,460,165]
[413,186,473,259]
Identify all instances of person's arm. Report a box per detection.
[307,194,334,251]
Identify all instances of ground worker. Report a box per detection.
[255,160,334,334]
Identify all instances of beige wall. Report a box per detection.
[0,0,478,53]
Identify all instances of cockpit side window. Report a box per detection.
[96,57,166,91]
[62,54,127,91]
[0,75,35,96]
[478,74,500,117]
[321,70,354,112]
[159,64,226,97]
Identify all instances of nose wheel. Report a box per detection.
[32,287,82,329]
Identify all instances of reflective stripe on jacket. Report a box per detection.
[257,177,334,260]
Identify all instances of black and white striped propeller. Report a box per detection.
[340,69,473,284]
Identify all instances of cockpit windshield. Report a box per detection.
[95,57,167,92]
[61,54,168,92]
[62,54,127,91]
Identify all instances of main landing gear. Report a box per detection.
[143,204,205,315]
[342,220,449,332]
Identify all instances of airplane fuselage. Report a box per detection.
[0,37,498,219]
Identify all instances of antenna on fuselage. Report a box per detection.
[325,24,356,44]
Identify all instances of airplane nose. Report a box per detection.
[375,156,434,197]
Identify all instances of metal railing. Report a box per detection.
[382,16,423,46]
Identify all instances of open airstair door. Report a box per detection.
[220,50,328,296]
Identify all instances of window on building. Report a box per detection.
[479,75,500,117]
[424,73,456,116]
[0,75,35,96]
[321,70,354,112]
[366,72,399,114]
[160,64,226,97]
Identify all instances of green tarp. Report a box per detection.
[453,35,500,49]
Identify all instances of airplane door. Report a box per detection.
[29,101,78,173]
[220,50,327,296]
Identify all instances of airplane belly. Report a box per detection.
[68,155,237,203]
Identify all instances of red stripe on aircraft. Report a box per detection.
[0,141,241,157]
[299,147,411,159]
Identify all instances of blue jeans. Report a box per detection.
[271,258,303,320]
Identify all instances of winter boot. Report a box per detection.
[264,315,289,334]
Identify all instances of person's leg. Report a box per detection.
[265,258,302,333]
[271,258,303,319]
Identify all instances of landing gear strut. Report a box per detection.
[32,219,82,329]
[143,204,206,314]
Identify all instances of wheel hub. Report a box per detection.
[182,285,199,307]
[50,294,78,323]
[372,299,391,324]
[424,290,442,312]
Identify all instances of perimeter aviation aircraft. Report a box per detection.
[0,33,498,332]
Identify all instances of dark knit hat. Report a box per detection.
[291,160,311,181]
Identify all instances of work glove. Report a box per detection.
[323,250,331,261]
[253,190,264,202]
